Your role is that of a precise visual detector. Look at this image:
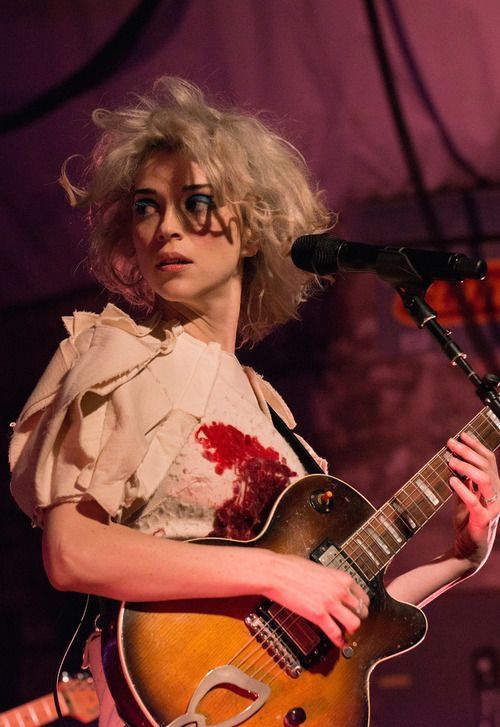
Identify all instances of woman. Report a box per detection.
[9,78,499,726]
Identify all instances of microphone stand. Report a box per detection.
[374,249,500,418]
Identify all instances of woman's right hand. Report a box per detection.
[43,500,369,649]
[263,552,370,648]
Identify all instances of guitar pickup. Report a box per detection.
[254,600,331,668]
[310,539,374,596]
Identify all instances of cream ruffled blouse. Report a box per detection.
[9,304,319,527]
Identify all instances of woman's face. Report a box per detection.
[131,149,253,317]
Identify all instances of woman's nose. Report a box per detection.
[156,206,183,241]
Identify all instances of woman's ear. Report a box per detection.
[241,237,259,258]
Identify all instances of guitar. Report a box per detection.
[101,407,500,727]
[0,674,99,727]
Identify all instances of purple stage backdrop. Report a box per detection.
[1,2,499,724]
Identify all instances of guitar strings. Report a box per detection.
[230,604,304,673]
[343,411,497,575]
[225,593,331,690]
[212,411,500,716]
[222,411,499,700]
[269,411,496,650]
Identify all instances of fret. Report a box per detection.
[424,456,451,487]
[426,457,453,500]
[36,698,57,724]
[367,515,399,557]
[467,418,485,443]
[13,709,29,727]
[391,492,423,528]
[365,517,396,559]
[392,450,451,530]
[1,695,59,727]
[468,410,500,449]
[404,482,436,519]
[343,537,378,580]
[467,421,485,445]
[414,476,440,507]
[338,406,500,582]
[365,524,392,557]
[385,500,416,541]
[321,545,375,586]
[355,532,384,568]
[353,527,385,565]
[420,457,449,486]
[347,517,400,576]
[12,709,26,727]
[40,701,52,721]
[411,467,447,508]
[375,507,405,549]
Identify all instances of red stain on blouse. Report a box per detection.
[195,422,296,541]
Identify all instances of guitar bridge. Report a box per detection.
[245,600,330,677]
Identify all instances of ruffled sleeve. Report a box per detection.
[9,304,176,526]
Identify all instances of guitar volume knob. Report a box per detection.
[310,488,334,512]
[284,706,307,725]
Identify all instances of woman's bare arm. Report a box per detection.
[43,499,369,648]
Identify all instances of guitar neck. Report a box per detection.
[342,407,500,582]
[0,693,67,727]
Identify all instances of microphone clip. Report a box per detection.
[374,248,430,294]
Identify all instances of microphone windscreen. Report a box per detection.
[291,235,342,274]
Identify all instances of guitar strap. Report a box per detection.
[269,406,325,475]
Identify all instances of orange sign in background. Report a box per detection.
[393,259,500,328]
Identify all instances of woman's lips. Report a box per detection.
[156,255,192,271]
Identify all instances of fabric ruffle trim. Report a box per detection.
[62,302,178,348]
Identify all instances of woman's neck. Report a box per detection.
[159,297,240,354]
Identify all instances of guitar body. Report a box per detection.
[101,473,428,727]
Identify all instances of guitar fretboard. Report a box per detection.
[342,407,500,582]
[0,693,65,727]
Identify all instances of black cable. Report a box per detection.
[363,0,498,372]
[460,190,500,357]
[384,0,488,186]
[53,595,91,724]
[0,0,164,134]
[362,0,443,245]
[383,0,499,361]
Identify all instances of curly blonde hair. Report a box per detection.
[61,77,332,344]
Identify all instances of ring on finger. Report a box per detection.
[484,492,498,504]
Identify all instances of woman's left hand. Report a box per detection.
[447,431,500,569]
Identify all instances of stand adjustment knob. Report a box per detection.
[284,706,307,725]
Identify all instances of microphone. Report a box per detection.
[291,234,487,281]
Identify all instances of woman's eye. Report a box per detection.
[132,199,159,218]
[185,194,215,217]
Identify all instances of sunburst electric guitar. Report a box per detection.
[101,407,500,727]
